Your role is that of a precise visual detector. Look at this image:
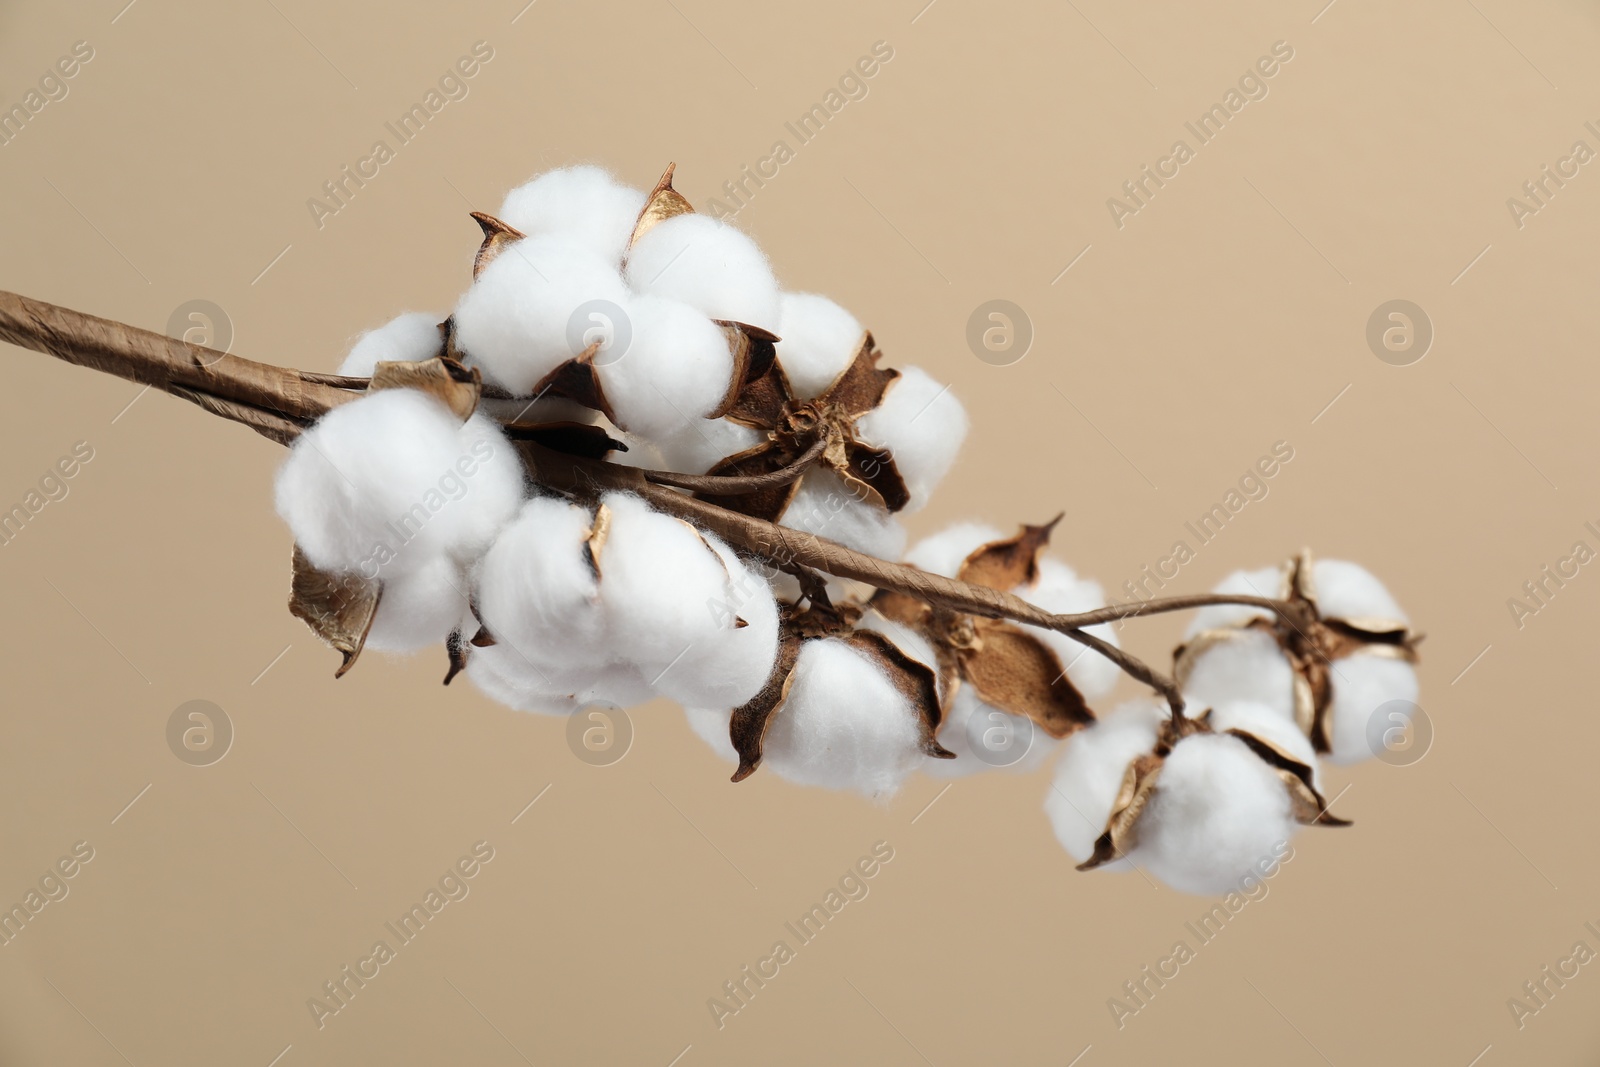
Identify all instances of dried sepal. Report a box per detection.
[628,163,694,249]
[528,341,617,422]
[1077,753,1163,872]
[583,502,612,579]
[1222,728,1352,827]
[500,420,628,459]
[368,356,481,421]
[709,321,779,418]
[957,620,1094,739]
[698,441,806,523]
[469,211,525,279]
[958,515,1064,592]
[289,546,380,678]
[729,632,802,782]
[443,629,470,686]
[824,332,899,418]
[838,630,955,760]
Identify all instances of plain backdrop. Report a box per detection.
[1,0,1598,1063]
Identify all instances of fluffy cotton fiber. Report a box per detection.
[496,165,647,266]
[452,234,630,394]
[338,312,444,377]
[625,213,780,329]
[760,637,927,799]
[775,292,863,399]
[594,295,735,439]
[1180,628,1297,722]
[274,389,524,577]
[1325,652,1418,764]
[855,366,967,510]
[1045,699,1165,867]
[365,555,471,653]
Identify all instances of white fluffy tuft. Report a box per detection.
[780,469,907,561]
[1326,652,1419,764]
[1044,700,1166,864]
[775,293,863,399]
[625,214,780,328]
[1180,628,1296,721]
[855,366,966,509]
[1313,558,1407,623]
[496,166,647,266]
[595,295,734,438]
[365,555,470,653]
[338,312,443,377]
[1186,566,1283,635]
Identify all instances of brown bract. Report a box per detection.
[1173,549,1422,753]
[368,355,481,421]
[470,211,526,279]
[872,518,1096,743]
[1075,708,1349,873]
[627,163,695,250]
[727,600,954,783]
[288,546,381,678]
[699,332,909,522]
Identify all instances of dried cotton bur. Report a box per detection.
[0,162,1425,896]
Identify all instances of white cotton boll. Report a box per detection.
[365,555,470,653]
[775,293,863,399]
[625,214,780,329]
[596,493,737,677]
[1326,653,1419,765]
[684,705,738,764]
[656,538,780,710]
[475,496,612,676]
[781,469,907,560]
[463,642,582,717]
[1313,559,1407,623]
[596,295,734,439]
[902,522,1003,578]
[1186,566,1283,635]
[1025,558,1122,701]
[338,312,443,376]
[1179,628,1296,721]
[654,417,765,475]
[1045,700,1166,865]
[855,366,966,510]
[924,687,1061,779]
[855,609,941,677]
[274,390,523,576]
[1135,732,1299,896]
[452,234,630,394]
[497,165,647,266]
[1207,700,1322,789]
[761,638,927,798]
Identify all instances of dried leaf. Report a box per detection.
[729,633,802,782]
[443,629,469,685]
[840,630,955,759]
[628,163,694,249]
[369,356,481,421]
[528,341,617,423]
[289,546,381,678]
[699,441,806,522]
[836,439,910,513]
[584,503,612,579]
[958,515,1064,592]
[1077,753,1163,872]
[1223,728,1352,827]
[818,332,897,418]
[469,211,525,279]
[709,321,780,418]
[720,361,794,431]
[958,620,1094,739]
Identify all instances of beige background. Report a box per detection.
[2,0,1598,1063]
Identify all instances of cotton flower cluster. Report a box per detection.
[268,162,1421,897]
[1045,553,1419,893]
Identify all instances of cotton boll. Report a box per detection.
[1024,558,1122,700]
[1179,628,1296,721]
[1206,700,1322,789]
[1186,566,1283,635]
[625,214,780,329]
[365,555,470,653]
[924,687,1060,779]
[1314,559,1407,623]
[855,367,966,510]
[1135,732,1299,895]
[452,234,630,394]
[775,293,863,399]
[781,469,907,560]
[903,522,1004,578]
[597,493,739,678]
[656,537,781,710]
[596,295,734,439]
[1045,700,1166,865]
[684,705,738,764]
[1325,653,1419,764]
[338,312,443,376]
[654,416,765,475]
[274,390,523,576]
[761,638,928,798]
[497,166,647,266]
[464,642,583,717]
[475,496,612,677]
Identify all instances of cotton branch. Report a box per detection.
[0,288,1304,707]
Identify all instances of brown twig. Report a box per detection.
[0,288,1302,706]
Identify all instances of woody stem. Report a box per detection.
[0,289,1302,707]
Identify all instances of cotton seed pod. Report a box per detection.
[496,165,648,267]
[1174,550,1422,764]
[1053,699,1348,895]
